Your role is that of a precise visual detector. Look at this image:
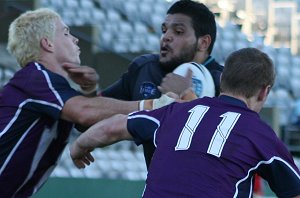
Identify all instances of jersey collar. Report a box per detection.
[219,95,248,108]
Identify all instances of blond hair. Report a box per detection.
[7,8,60,67]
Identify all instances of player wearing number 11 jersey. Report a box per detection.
[127,95,300,197]
[70,48,300,198]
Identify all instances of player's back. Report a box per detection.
[143,95,292,197]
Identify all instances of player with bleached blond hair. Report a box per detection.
[0,7,176,197]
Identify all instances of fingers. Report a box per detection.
[64,65,96,75]
[85,152,95,162]
[157,85,166,94]
[73,159,87,169]
[62,63,99,88]
[159,72,191,96]
[70,143,95,169]
[62,62,78,69]
[72,153,95,169]
[62,63,98,76]
[185,68,193,79]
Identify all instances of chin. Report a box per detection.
[159,55,171,65]
[75,58,81,65]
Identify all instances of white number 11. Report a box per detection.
[175,105,241,157]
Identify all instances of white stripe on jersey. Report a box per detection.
[234,156,300,198]
[35,62,64,107]
[0,119,39,175]
[13,121,61,196]
[128,114,160,147]
[0,99,62,137]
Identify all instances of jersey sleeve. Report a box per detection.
[127,104,172,145]
[257,158,300,197]
[256,138,300,197]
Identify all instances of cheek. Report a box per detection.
[172,41,193,55]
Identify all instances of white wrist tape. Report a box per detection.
[152,94,176,110]
[139,100,145,111]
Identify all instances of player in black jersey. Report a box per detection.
[101,0,223,168]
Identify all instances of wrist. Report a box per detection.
[139,99,153,110]
[139,94,176,110]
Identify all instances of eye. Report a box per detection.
[175,29,184,35]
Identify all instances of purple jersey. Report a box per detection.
[0,62,81,197]
[127,96,300,197]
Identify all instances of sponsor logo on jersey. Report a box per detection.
[140,82,158,99]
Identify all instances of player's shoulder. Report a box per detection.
[130,54,159,69]
[205,57,224,72]
[14,62,44,80]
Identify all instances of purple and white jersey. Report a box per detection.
[0,62,81,197]
[128,95,300,198]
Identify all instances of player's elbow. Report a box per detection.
[73,108,98,126]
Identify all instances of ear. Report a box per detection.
[40,37,54,52]
[197,35,211,52]
[257,85,271,101]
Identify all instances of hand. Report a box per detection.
[69,141,95,169]
[62,63,99,92]
[158,69,193,96]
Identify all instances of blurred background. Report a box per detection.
[1,0,300,197]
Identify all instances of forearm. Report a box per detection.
[62,96,139,126]
[74,114,130,150]
[70,114,130,169]
[74,123,111,150]
[63,94,176,127]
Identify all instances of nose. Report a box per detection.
[161,31,173,42]
[73,35,79,45]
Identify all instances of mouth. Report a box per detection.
[160,45,171,56]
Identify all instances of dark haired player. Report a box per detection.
[100,0,223,168]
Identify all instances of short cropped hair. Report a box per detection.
[221,47,275,98]
[167,0,217,54]
[7,8,60,67]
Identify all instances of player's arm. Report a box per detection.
[61,95,138,126]
[61,93,177,127]
[63,63,99,96]
[70,114,130,168]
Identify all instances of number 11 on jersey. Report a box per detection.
[175,105,241,158]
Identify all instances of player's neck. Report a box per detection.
[38,58,68,78]
[193,52,209,65]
